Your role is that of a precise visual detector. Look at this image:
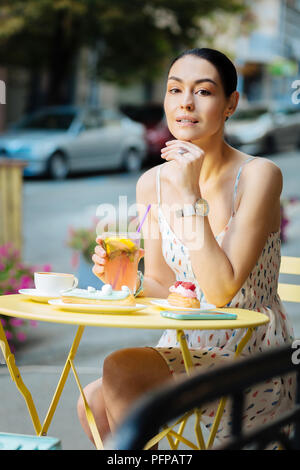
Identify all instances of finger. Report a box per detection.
[165,139,190,145]
[161,145,193,157]
[95,245,107,257]
[162,149,194,162]
[96,236,105,246]
[161,148,192,159]
[92,253,106,265]
[161,146,188,155]
[165,140,204,156]
[162,152,193,165]
[165,139,193,147]
[92,265,104,276]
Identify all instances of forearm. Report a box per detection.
[141,275,170,298]
[180,215,236,306]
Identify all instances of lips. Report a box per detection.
[176,116,199,123]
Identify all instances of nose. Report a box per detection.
[180,91,195,111]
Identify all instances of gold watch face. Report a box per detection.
[195,198,209,216]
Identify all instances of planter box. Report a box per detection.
[0,158,27,253]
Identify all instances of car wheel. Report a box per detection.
[123,148,143,173]
[48,152,69,180]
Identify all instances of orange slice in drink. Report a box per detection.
[104,237,136,255]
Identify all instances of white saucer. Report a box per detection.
[48,299,147,314]
[19,289,60,303]
[150,299,216,312]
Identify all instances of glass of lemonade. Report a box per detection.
[101,232,141,293]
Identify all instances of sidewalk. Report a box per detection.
[1,150,300,450]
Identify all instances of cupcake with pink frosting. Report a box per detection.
[167,281,200,308]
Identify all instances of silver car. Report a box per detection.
[225,105,300,155]
[0,106,147,179]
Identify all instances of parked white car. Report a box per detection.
[225,105,300,155]
[0,106,147,179]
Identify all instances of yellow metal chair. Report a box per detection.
[278,256,300,303]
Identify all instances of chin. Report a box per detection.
[171,128,204,142]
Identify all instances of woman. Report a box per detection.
[77,48,294,447]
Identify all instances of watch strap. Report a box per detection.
[176,199,209,217]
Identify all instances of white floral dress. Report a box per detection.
[152,158,295,446]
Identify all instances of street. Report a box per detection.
[1,149,300,450]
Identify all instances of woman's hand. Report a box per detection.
[161,140,204,201]
[92,237,108,282]
[92,237,145,284]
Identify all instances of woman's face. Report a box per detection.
[164,55,235,144]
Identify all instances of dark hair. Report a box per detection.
[168,48,237,98]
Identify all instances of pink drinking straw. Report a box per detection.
[136,204,151,234]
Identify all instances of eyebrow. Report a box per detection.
[168,76,218,86]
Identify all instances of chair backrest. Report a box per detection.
[278,256,300,303]
[107,345,300,450]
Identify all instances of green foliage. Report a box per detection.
[67,225,98,264]
[0,0,247,85]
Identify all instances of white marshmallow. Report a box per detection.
[102,284,113,295]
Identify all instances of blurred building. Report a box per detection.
[234,0,300,105]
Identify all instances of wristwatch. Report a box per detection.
[175,198,209,217]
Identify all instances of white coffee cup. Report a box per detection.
[34,272,78,296]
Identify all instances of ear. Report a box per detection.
[225,91,239,119]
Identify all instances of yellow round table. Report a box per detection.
[0,294,269,450]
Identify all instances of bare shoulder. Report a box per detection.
[136,163,164,204]
[242,156,283,197]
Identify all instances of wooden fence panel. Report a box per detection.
[0,159,26,253]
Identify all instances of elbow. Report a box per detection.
[205,296,232,308]
[204,287,237,308]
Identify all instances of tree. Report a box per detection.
[0,0,248,106]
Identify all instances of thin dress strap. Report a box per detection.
[231,156,256,215]
[156,166,161,206]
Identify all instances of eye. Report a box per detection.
[168,88,180,94]
[196,89,211,96]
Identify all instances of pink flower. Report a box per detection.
[5,330,13,340]
[16,332,26,342]
[1,318,6,326]
[0,262,5,270]
[19,275,34,289]
[8,277,19,289]
[10,318,23,327]
[71,251,79,268]
[29,320,38,327]
[0,245,9,257]
[42,264,52,272]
